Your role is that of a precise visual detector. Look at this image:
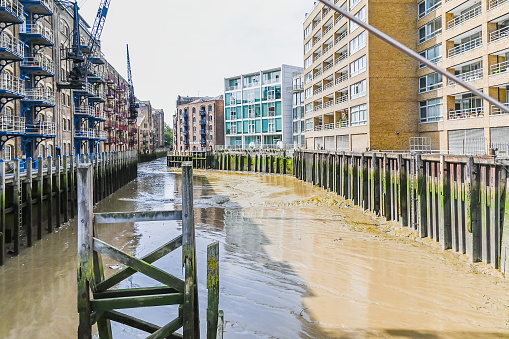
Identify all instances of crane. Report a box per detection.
[126,44,138,119]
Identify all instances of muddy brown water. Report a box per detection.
[1,158,509,338]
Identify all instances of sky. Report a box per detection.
[77,0,313,126]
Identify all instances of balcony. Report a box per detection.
[21,54,55,76]
[336,96,348,104]
[75,106,94,118]
[335,31,347,45]
[22,88,55,106]
[448,106,484,119]
[312,18,321,30]
[314,125,323,131]
[323,44,332,54]
[20,23,54,46]
[287,83,304,93]
[314,104,323,111]
[447,37,482,58]
[0,114,24,134]
[324,81,334,90]
[200,118,206,125]
[313,52,322,63]
[19,0,52,15]
[314,69,322,78]
[490,60,509,75]
[323,63,333,73]
[490,26,509,43]
[448,68,483,85]
[323,25,332,36]
[0,72,23,98]
[336,73,348,85]
[74,82,94,97]
[335,53,347,65]
[324,100,335,109]
[226,84,240,91]
[0,32,23,60]
[75,129,95,138]
[104,121,118,130]
[25,121,55,136]
[0,0,24,23]
[200,109,206,116]
[491,103,509,115]
[488,0,508,10]
[337,120,349,128]
[446,6,481,30]
[312,35,322,47]
[334,15,343,25]
[314,87,323,96]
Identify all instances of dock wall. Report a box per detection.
[0,150,138,265]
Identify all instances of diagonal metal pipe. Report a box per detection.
[318,0,509,114]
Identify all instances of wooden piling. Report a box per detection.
[0,160,5,265]
[13,159,20,255]
[25,158,33,247]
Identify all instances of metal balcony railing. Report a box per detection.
[335,14,344,25]
[337,120,349,128]
[323,44,332,54]
[446,6,481,30]
[0,115,24,133]
[75,106,94,116]
[489,0,508,9]
[314,87,323,95]
[0,33,24,58]
[323,7,331,17]
[26,121,56,135]
[227,85,239,91]
[448,68,483,85]
[23,88,55,104]
[314,125,322,131]
[490,26,509,42]
[0,0,24,19]
[335,31,347,45]
[314,69,322,78]
[336,74,348,84]
[22,23,54,43]
[312,18,321,29]
[324,100,335,109]
[287,84,304,92]
[448,106,484,119]
[75,129,95,138]
[447,37,482,58]
[324,81,334,90]
[418,1,441,20]
[491,103,509,115]
[335,53,347,65]
[263,78,280,85]
[313,35,322,47]
[324,122,335,130]
[490,60,509,75]
[95,131,107,138]
[21,54,55,74]
[323,25,332,36]
[336,96,348,104]
[314,104,323,111]
[0,72,23,95]
[324,63,333,73]
[314,53,322,62]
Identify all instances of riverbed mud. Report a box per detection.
[0,160,508,339]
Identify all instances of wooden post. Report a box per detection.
[25,158,33,247]
[46,156,53,234]
[55,156,62,228]
[63,155,69,222]
[207,241,219,339]
[70,154,76,219]
[181,162,199,338]
[489,165,498,267]
[416,154,427,237]
[0,160,5,265]
[438,155,451,249]
[465,157,480,262]
[37,157,44,239]
[77,164,94,339]
[500,175,509,275]
[13,158,21,255]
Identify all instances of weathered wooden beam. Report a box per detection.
[13,159,21,255]
[94,210,183,224]
[146,316,184,339]
[77,164,94,339]
[96,235,183,292]
[207,241,220,339]
[94,286,178,299]
[102,310,160,334]
[91,293,184,311]
[25,158,33,247]
[93,238,185,292]
[37,157,43,240]
[0,160,5,265]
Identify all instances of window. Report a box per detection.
[351,104,367,126]
[4,106,12,115]
[418,0,441,20]
[349,31,366,55]
[418,17,442,44]
[418,44,442,69]
[305,56,313,69]
[350,0,361,10]
[268,103,276,116]
[350,55,367,77]
[208,105,213,112]
[305,72,313,84]
[193,117,196,122]
[305,40,313,54]
[350,7,366,32]
[350,79,367,99]
[192,108,196,113]
[420,98,443,122]
[209,115,213,121]
[305,87,313,99]
[209,125,213,131]
[4,145,12,161]
[304,24,312,39]
[419,72,442,93]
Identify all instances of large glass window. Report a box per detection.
[418,17,442,44]
[305,40,313,54]
[305,56,313,69]
[418,0,441,20]
[418,72,442,93]
[350,55,367,78]
[418,44,442,69]
[350,0,361,10]
[351,104,367,126]
[304,24,312,39]
[350,7,366,32]
[349,31,367,56]
[420,98,443,122]
[350,79,367,99]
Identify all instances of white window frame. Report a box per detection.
[350,79,367,100]
[351,103,367,126]
[418,17,442,44]
[350,55,367,78]
[418,72,443,93]
[420,98,443,123]
[349,31,367,56]
[350,6,366,32]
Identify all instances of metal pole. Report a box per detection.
[318,0,509,114]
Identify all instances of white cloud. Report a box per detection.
[78,0,311,125]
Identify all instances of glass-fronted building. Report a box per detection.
[224,65,303,148]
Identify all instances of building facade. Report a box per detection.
[0,0,140,161]
[136,100,153,154]
[223,65,303,149]
[289,72,305,147]
[303,0,418,151]
[303,0,509,154]
[173,95,224,152]
[152,108,165,148]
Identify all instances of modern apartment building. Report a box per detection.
[223,65,303,148]
[304,0,509,153]
[0,0,141,161]
[289,72,306,147]
[173,95,224,152]
[417,0,509,154]
[303,0,418,151]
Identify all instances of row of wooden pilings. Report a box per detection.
[293,150,509,274]
[0,150,138,266]
[215,151,293,175]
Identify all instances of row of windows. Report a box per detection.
[178,105,214,115]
